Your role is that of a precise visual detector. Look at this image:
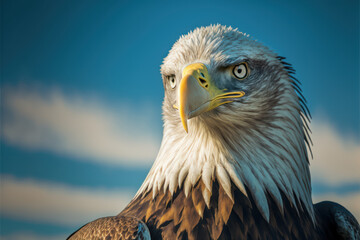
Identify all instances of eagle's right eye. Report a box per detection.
[168,76,176,89]
[233,62,249,80]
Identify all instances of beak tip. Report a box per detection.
[179,105,188,133]
[182,120,188,133]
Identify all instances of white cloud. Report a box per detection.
[0,175,134,226]
[1,87,161,166]
[1,233,68,240]
[310,118,360,221]
[309,118,360,185]
[313,192,360,222]
[3,86,358,181]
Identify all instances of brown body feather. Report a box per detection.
[119,179,333,240]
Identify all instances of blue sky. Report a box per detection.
[1,0,359,239]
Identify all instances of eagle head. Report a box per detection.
[139,25,313,222]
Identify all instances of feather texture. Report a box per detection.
[121,179,320,239]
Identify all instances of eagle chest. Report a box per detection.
[120,180,316,240]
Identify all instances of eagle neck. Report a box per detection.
[137,110,314,223]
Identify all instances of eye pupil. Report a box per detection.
[233,63,248,79]
[168,76,176,89]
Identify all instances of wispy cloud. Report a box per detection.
[310,118,360,185]
[310,118,360,220]
[1,233,68,240]
[0,175,134,226]
[1,86,161,166]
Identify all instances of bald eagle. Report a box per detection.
[68,25,359,240]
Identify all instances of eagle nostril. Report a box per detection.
[199,78,207,85]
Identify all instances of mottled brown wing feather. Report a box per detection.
[67,216,150,240]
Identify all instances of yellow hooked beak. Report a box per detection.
[176,63,245,132]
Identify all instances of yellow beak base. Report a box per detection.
[177,63,245,132]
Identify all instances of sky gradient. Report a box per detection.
[1,0,359,239]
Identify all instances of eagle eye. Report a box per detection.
[233,62,249,80]
[168,75,176,89]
